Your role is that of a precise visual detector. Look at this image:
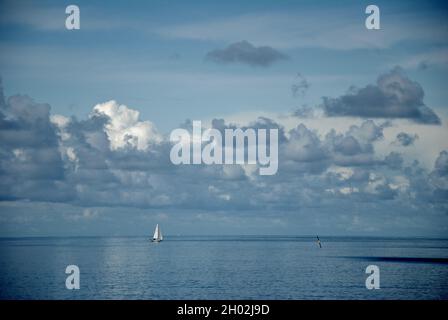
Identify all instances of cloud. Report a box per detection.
[434,151,448,176]
[384,152,404,169]
[430,151,448,196]
[205,41,288,67]
[322,67,441,124]
[92,100,162,151]
[0,89,67,202]
[291,73,310,98]
[1,81,448,236]
[394,132,419,147]
[323,120,383,167]
[332,136,363,156]
[0,87,433,210]
[283,124,328,163]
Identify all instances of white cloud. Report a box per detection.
[92,100,162,151]
[50,114,70,127]
[66,147,78,164]
[389,176,410,192]
[215,108,448,171]
[51,114,71,141]
[327,166,354,181]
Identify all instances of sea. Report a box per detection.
[0,236,447,300]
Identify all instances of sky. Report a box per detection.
[0,0,448,237]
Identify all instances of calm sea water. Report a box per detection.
[0,236,447,300]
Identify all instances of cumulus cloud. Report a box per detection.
[92,100,162,151]
[205,40,288,67]
[323,120,384,167]
[1,81,447,235]
[0,87,67,202]
[322,67,441,124]
[283,124,327,163]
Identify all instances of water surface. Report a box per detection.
[0,236,447,299]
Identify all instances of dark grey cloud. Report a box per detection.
[0,95,57,148]
[0,91,66,202]
[322,67,441,124]
[205,40,288,67]
[394,132,419,146]
[323,120,384,167]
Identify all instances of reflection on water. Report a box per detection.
[0,236,447,299]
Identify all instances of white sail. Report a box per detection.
[152,224,162,242]
[153,224,159,240]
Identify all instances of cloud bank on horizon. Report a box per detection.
[1,66,447,236]
[0,0,448,237]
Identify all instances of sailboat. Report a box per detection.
[152,224,163,242]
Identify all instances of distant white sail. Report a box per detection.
[153,224,159,239]
[152,224,163,242]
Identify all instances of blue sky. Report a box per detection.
[1,0,448,237]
